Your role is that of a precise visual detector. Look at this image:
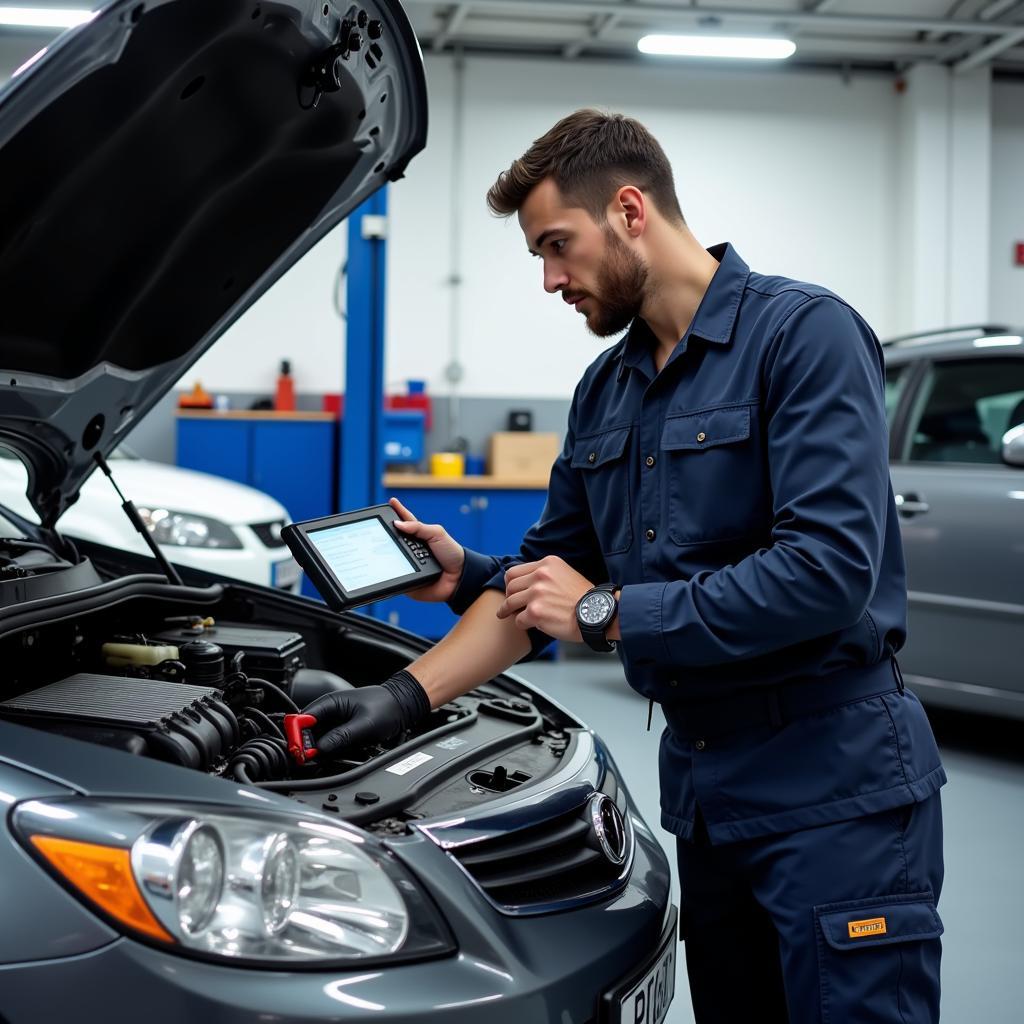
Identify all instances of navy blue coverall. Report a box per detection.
[449,244,946,1022]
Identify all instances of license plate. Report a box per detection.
[272,558,300,589]
[605,909,677,1024]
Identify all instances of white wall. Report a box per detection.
[990,82,1024,327]
[8,34,1020,397]
[181,55,904,399]
[388,55,902,399]
[185,225,349,397]
[894,64,994,335]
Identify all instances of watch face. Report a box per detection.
[580,591,614,625]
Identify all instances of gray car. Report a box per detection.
[883,324,1024,720]
[0,3,673,1022]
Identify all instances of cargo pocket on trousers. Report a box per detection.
[815,891,943,1024]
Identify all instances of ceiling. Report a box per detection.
[2,1,1024,76]
[404,0,1024,75]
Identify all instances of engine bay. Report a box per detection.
[0,547,580,835]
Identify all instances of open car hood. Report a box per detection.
[0,0,426,528]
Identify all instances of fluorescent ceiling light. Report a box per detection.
[0,6,94,29]
[638,34,796,60]
[973,335,1023,347]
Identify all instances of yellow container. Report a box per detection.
[430,452,465,477]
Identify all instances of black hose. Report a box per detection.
[229,735,290,783]
[244,706,285,739]
[249,676,300,714]
[255,709,479,791]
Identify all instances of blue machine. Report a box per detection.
[341,188,389,512]
[382,409,426,467]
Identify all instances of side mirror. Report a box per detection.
[1002,423,1024,468]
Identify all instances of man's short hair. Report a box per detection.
[486,109,685,225]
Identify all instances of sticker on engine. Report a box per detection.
[385,751,434,776]
[435,737,467,750]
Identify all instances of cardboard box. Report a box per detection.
[488,432,559,479]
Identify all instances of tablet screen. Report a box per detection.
[308,517,413,592]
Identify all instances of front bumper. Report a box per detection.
[0,820,671,1024]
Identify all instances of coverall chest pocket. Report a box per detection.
[572,425,633,555]
[661,403,764,545]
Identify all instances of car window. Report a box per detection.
[884,364,911,428]
[904,358,1024,464]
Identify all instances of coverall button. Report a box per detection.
[645,455,656,468]
[645,528,656,542]
[588,452,597,463]
[696,431,707,443]
[695,739,706,751]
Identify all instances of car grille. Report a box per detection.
[251,520,286,548]
[449,780,630,911]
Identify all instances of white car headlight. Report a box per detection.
[137,507,243,550]
[16,800,453,966]
[173,821,224,935]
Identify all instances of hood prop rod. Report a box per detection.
[92,452,184,587]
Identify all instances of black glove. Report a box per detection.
[303,669,430,757]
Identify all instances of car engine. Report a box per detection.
[0,542,580,835]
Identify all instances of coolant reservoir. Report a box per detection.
[102,642,179,668]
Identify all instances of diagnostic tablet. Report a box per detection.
[281,504,443,611]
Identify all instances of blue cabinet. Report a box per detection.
[177,414,336,599]
[177,414,336,524]
[248,421,336,523]
[371,485,548,642]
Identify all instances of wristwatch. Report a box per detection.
[576,583,619,652]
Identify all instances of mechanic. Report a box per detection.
[306,110,946,1023]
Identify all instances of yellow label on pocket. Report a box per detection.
[848,917,887,938]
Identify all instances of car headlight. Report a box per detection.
[14,800,454,967]
[137,507,243,550]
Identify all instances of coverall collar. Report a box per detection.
[617,242,750,381]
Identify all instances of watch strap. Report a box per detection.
[577,582,619,653]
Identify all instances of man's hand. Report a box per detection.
[389,496,465,602]
[496,556,592,642]
[303,670,430,757]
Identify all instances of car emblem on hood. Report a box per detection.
[589,793,627,867]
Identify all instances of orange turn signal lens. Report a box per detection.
[31,835,174,943]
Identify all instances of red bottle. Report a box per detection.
[274,359,296,412]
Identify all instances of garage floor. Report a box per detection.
[513,658,1024,1024]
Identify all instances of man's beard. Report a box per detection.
[582,228,649,338]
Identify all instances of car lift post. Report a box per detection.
[340,187,389,514]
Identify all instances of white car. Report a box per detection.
[0,447,302,592]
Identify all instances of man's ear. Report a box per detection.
[612,186,646,239]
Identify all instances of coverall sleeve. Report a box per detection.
[618,296,891,668]
[447,387,606,657]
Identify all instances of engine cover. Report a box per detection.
[0,674,239,770]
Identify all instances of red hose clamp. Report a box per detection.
[284,713,318,765]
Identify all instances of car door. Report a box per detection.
[889,354,1024,713]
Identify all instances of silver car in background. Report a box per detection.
[883,324,1024,720]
